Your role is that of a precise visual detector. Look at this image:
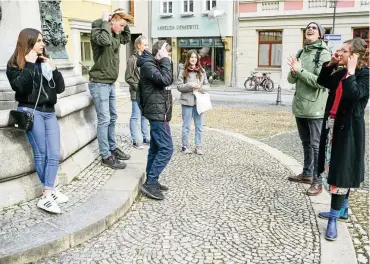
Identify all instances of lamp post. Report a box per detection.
[331,0,338,34]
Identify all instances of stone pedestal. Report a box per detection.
[0,0,98,208]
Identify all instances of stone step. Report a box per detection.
[0,148,147,264]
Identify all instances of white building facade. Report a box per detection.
[236,0,369,89]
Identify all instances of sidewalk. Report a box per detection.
[0,93,357,264]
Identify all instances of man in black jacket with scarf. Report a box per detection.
[137,40,174,200]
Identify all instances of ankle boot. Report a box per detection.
[342,199,349,219]
[325,208,340,241]
[318,198,349,221]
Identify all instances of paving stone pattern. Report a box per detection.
[262,131,369,264]
[0,135,132,236]
[39,129,320,264]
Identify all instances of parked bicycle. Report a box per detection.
[244,72,274,92]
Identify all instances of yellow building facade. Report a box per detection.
[60,0,150,84]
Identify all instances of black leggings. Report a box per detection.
[331,190,350,210]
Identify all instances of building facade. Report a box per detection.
[151,0,235,86]
[236,0,369,89]
[61,0,150,84]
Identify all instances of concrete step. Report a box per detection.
[0,148,147,264]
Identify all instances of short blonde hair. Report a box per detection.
[111,8,134,24]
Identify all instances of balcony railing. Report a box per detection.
[308,0,336,8]
[361,0,369,6]
[262,1,279,11]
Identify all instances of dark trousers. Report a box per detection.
[296,117,323,184]
[146,121,174,184]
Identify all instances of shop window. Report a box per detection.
[205,0,216,11]
[80,33,93,79]
[353,28,369,46]
[183,0,194,13]
[258,31,282,68]
[161,0,173,14]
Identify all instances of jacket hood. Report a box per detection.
[304,40,330,52]
[137,50,156,68]
[92,19,104,29]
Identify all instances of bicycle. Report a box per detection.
[244,72,274,92]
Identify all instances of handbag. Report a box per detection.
[193,90,212,115]
[9,74,42,132]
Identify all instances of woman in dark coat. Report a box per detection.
[316,38,369,241]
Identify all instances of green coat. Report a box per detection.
[89,19,131,84]
[288,40,331,118]
[125,52,140,100]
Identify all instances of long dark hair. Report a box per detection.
[183,49,205,80]
[8,28,48,69]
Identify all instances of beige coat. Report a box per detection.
[177,65,210,106]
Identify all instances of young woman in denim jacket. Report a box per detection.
[177,49,210,155]
[6,28,67,214]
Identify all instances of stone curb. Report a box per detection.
[0,149,147,264]
[204,127,357,264]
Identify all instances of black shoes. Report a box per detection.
[140,184,164,200]
[158,183,168,191]
[102,156,127,169]
[112,148,131,160]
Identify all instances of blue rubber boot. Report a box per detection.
[318,199,349,221]
[325,208,340,241]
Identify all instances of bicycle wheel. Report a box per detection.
[264,79,274,92]
[244,78,256,91]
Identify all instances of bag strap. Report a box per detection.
[313,49,323,75]
[32,73,43,118]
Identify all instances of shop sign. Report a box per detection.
[157,24,200,31]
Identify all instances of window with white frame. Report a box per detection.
[161,0,173,14]
[183,0,194,13]
[205,0,216,11]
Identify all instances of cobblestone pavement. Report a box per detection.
[262,131,369,264]
[39,128,320,264]
[0,135,131,236]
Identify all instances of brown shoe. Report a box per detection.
[288,174,313,184]
[306,184,323,196]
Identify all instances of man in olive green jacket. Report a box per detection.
[287,22,331,196]
[88,9,133,170]
[125,36,150,149]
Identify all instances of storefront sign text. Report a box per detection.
[157,25,200,31]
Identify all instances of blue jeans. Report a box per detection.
[18,107,60,190]
[89,82,117,159]
[130,100,149,143]
[146,121,174,185]
[181,105,204,147]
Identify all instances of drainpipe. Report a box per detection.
[231,0,239,88]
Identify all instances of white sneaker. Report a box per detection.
[51,189,69,204]
[37,195,61,214]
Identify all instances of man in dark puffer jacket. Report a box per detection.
[137,40,173,200]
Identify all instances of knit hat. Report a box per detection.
[306,22,325,39]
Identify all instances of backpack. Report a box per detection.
[296,48,323,75]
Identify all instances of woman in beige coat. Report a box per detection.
[177,49,210,154]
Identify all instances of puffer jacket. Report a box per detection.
[287,40,331,118]
[136,50,173,122]
[177,64,210,106]
[7,61,65,112]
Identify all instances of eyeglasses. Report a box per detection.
[337,49,351,54]
[306,26,318,30]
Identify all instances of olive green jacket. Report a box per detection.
[89,19,131,84]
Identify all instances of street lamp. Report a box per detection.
[331,0,338,34]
